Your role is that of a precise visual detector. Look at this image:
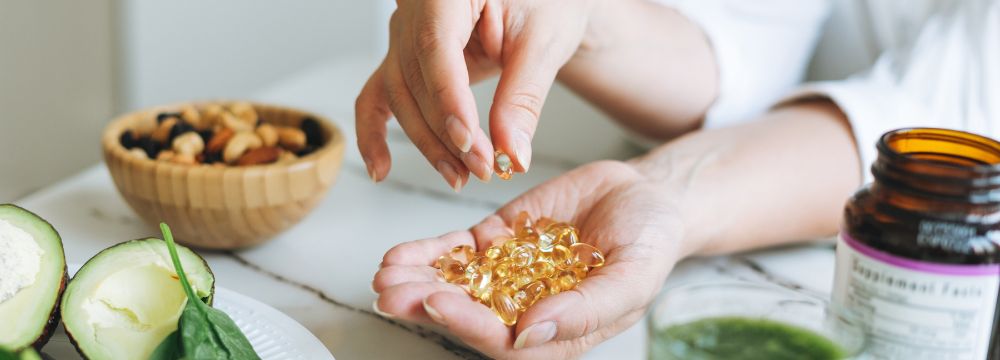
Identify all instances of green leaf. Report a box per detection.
[0,347,17,360]
[148,330,183,360]
[160,223,260,360]
[0,348,40,360]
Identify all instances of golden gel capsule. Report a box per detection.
[434,213,605,326]
[492,290,519,325]
[435,256,467,284]
[448,245,476,264]
[570,243,605,268]
[495,151,514,181]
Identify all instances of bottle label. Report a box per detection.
[833,232,1000,360]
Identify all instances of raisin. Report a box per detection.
[202,151,222,164]
[168,122,196,144]
[296,145,317,157]
[301,117,323,146]
[139,137,161,159]
[197,129,214,145]
[157,112,182,124]
[120,130,138,149]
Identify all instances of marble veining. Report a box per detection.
[225,252,489,360]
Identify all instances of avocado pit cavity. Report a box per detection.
[0,219,43,304]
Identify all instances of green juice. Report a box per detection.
[650,317,848,360]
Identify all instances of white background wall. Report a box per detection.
[0,1,391,202]
[0,0,116,201]
[119,0,388,110]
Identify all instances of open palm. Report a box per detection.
[373,161,685,359]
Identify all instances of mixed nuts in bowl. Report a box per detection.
[102,101,345,249]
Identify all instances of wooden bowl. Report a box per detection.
[101,101,345,249]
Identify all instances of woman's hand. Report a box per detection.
[355,0,599,190]
[372,161,690,359]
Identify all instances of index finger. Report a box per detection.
[413,1,487,155]
[381,231,477,267]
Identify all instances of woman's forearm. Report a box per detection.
[559,0,719,141]
[632,100,862,256]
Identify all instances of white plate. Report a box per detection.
[40,264,334,360]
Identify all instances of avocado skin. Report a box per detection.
[0,204,68,352]
[28,266,66,351]
[61,238,215,360]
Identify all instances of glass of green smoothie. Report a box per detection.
[648,281,866,360]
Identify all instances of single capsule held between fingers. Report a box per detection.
[570,243,606,268]
[491,289,520,326]
[495,151,514,180]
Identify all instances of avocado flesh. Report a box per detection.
[61,238,214,360]
[0,205,67,351]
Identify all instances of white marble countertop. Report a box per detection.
[16,55,839,359]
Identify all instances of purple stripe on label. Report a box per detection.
[841,233,1000,276]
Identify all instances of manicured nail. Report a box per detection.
[445,115,472,153]
[436,160,462,192]
[423,298,446,325]
[512,129,532,172]
[368,165,378,183]
[372,300,394,318]
[461,151,491,182]
[513,321,557,349]
[370,281,378,295]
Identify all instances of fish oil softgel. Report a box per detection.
[434,212,605,326]
[494,151,514,180]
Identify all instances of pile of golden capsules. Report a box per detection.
[434,212,605,326]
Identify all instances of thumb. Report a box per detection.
[512,264,655,349]
[489,36,562,173]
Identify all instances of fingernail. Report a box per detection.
[513,321,557,349]
[436,160,462,192]
[367,163,378,183]
[461,151,491,182]
[370,281,378,295]
[445,115,472,153]
[512,130,532,172]
[423,298,446,325]
[372,300,395,318]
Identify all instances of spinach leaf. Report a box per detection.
[148,330,182,360]
[0,347,40,360]
[158,223,260,360]
[0,347,16,360]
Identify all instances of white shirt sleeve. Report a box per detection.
[776,1,1000,184]
[650,0,832,129]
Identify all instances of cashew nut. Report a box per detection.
[223,132,263,164]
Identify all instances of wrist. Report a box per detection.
[628,145,717,258]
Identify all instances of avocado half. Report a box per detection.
[0,204,68,351]
[61,238,215,360]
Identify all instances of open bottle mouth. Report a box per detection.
[873,128,1000,203]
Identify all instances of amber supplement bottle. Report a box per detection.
[834,128,1000,359]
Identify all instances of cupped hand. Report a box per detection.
[355,0,597,189]
[372,161,688,359]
